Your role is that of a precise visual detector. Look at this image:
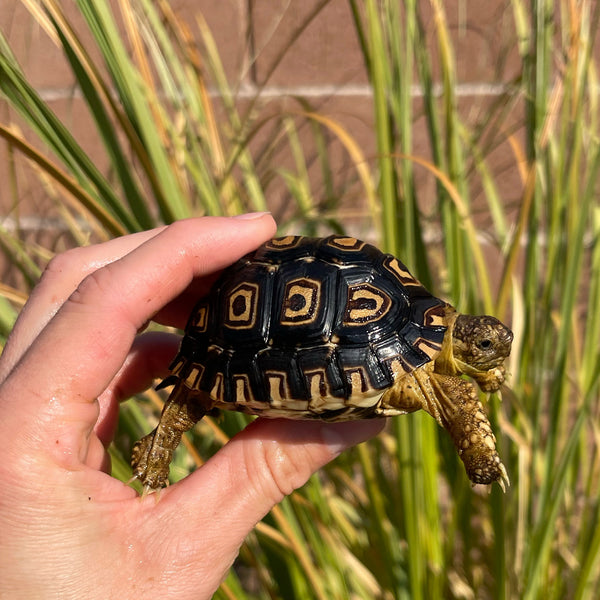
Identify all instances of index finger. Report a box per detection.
[0,215,276,461]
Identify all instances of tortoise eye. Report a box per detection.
[477,339,493,351]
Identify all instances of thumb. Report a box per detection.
[146,417,384,593]
[186,417,385,505]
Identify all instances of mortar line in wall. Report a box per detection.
[240,82,516,98]
[36,82,515,103]
[0,215,93,233]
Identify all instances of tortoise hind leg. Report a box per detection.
[131,383,210,493]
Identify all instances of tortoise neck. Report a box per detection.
[433,306,460,376]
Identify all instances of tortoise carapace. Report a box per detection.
[131,235,513,493]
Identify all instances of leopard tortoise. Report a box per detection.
[131,235,512,493]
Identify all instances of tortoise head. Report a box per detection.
[451,314,513,373]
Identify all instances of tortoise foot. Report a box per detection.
[460,435,510,491]
[130,431,172,492]
[472,366,507,393]
[453,397,509,491]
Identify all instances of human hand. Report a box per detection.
[0,215,384,599]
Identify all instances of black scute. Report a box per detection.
[268,258,338,346]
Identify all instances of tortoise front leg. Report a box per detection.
[131,383,209,493]
[427,373,509,490]
[377,369,508,489]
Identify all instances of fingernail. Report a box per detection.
[233,212,272,220]
[320,426,348,457]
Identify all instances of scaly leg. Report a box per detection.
[380,368,508,490]
[131,383,209,493]
[426,372,509,490]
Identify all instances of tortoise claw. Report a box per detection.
[126,473,164,499]
[141,483,166,501]
[497,462,510,493]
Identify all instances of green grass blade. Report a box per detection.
[0,34,139,231]
[75,0,190,222]
[50,17,154,229]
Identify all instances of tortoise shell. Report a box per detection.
[164,235,448,421]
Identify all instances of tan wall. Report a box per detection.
[0,0,523,249]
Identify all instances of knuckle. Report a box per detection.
[66,264,125,318]
[69,265,112,303]
[41,247,89,283]
[247,439,318,503]
[36,247,101,304]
